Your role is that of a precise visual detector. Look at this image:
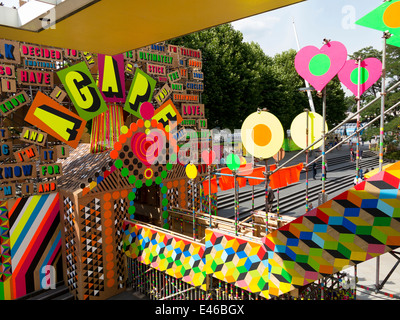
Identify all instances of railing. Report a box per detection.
[168,207,295,241]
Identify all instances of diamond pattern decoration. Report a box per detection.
[79,198,104,299]
[123,221,207,290]
[63,196,79,295]
[114,197,128,289]
[123,162,400,299]
[262,169,400,298]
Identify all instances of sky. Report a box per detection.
[231,0,385,58]
[1,0,386,57]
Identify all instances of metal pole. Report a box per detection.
[265,159,269,234]
[192,179,195,240]
[271,79,400,174]
[377,31,389,292]
[305,108,309,212]
[293,18,315,113]
[276,153,280,217]
[321,87,327,200]
[379,34,388,172]
[208,163,212,228]
[307,100,400,167]
[356,57,361,182]
[234,171,238,236]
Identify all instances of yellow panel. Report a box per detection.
[0,0,304,55]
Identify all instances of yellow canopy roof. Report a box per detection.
[0,0,304,55]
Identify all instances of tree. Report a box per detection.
[349,44,400,149]
[270,49,347,130]
[167,24,272,131]
[167,25,348,132]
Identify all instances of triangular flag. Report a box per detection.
[356,0,400,35]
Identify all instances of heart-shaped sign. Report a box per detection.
[337,58,382,97]
[131,130,164,167]
[201,150,216,165]
[295,41,348,92]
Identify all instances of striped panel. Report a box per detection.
[8,193,61,299]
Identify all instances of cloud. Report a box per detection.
[232,14,281,35]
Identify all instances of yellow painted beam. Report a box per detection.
[0,0,305,55]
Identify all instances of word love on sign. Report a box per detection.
[181,103,204,119]
[25,91,86,149]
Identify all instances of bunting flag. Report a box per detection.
[90,104,124,153]
[218,167,235,191]
[214,163,301,192]
[355,0,400,36]
[269,163,303,189]
[248,167,265,186]
[202,177,218,196]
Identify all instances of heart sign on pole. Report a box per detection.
[337,58,382,97]
[294,41,348,92]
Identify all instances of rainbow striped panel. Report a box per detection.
[123,161,400,299]
[5,193,61,299]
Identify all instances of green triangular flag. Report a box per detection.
[356,0,400,35]
[387,34,400,47]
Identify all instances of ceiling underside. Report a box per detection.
[0,0,304,55]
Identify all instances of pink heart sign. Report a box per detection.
[337,58,382,97]
[201,150,216,165]
[295,41,348,92]
[131,131,164,167]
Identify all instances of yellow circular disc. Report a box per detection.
[241,111,284,159]
[290,112,328,150]
[185,163,198,179]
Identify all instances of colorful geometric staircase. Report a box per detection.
[123,161,400,299]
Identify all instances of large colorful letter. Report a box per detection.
[25,91,86,148]
[57,61,108,121]
[98,54,125,103]
[124,68,156,118]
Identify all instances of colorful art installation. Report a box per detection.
[1,24,398,303]
[240,111,284,160]
[0,194,61,300]
[90,104,124,153]
[290,111,327,150]
[294,41,347,92]
[337,58,383,97]
[123,221,207,290]
[122,161,400,299]
[0,36,207,301]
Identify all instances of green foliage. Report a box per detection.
[167,24,348,132]
[349,44,400,143]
